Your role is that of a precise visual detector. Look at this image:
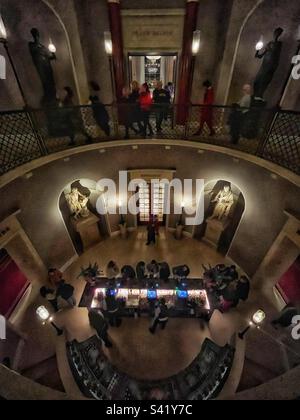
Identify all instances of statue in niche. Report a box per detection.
[208,184,234,221]
[253,27,284,100]
[29,28,57,105]
[65,186,90,220]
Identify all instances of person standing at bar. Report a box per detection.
[194,80,215,136]
[105,289,122,327]
[88,309,113,348]
[149,298,169,334]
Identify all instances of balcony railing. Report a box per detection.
[0,104,299,176]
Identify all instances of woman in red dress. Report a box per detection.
[139,83,154,138]
[194,80,215,136]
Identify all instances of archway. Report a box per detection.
[0,0,79,110]
[227,0,300,106]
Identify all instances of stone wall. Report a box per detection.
[228,0,300,107]
[74,0,113,104]
[0,0,77,110]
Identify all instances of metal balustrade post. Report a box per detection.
[26,110,48,156]
[255,109,279,157]
[184,104,192,140]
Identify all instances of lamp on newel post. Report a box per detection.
[0,13,28,107]
[238,309,266,340]
[36,306,63,336]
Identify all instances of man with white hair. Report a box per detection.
[239,84,252,113]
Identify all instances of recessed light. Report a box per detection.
[63,158,70,162]
[99,149,106,154]
[132,145,138,150]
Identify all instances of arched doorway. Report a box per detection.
[194,180,245,255]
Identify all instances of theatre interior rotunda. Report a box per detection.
[0,0,300,403]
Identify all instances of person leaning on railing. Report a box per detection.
[153,81,171,133]
[61,86,92,146]
[88,81,110,137]
[193,80,215,137]
[119,87,140,139]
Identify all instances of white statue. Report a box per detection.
[209,185,234,221]
[66,187,90,220]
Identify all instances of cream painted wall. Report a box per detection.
[0,143,299,277]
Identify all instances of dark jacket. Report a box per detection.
[90,95,109,124]
[56,281,74,300]
[153,89,171,104]
[88,310,108,337]
[158,303,169,320]
[236,280,250,301]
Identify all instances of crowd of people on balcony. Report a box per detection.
[48,75,261,147]
[119,80,172,139]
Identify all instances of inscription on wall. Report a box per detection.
[122,12,185,51]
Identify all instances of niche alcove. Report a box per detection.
[194,180,245,255]
[59,179,110,255]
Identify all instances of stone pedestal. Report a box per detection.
[72,214,101,251]
[203,218,229,249]
[175,224,184,240]
[119,223,128,239]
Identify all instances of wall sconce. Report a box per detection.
[192,30,201,55]
[48,39,56,54]
[36,306,63,336]
[255,35,264,51]
[104,31,113,56]
[0,14,7,43]
[239,309,266,340]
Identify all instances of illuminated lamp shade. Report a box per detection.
[48,39,56,54]
[252,309,266,325]
[0,14,7,42]
[255,36,264,51]
[192,30,201,55]
[36,306,50,322]
[104,31,113,55]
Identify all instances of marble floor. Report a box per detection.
[12,229,300,397]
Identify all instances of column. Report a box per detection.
[107,0,125,101]
[177,0,200,124]
[5,233,47,291]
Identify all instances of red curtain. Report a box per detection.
[278,257,300,304]
[0,250,29,317]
